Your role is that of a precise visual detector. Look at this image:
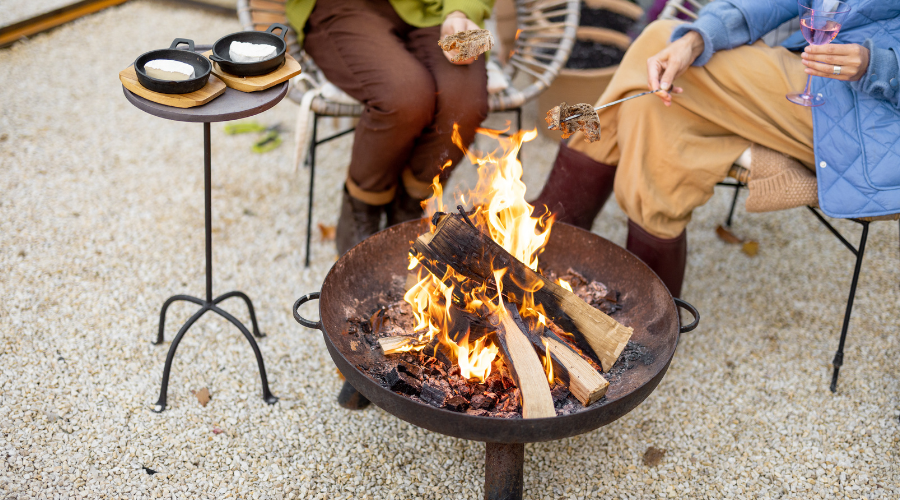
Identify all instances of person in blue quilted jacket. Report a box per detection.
[532,0,900,297]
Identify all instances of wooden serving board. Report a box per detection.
[203,51,301,92]
[118,65,226,108]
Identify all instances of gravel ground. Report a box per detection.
[1,1,899,499]
[0,0,88,28]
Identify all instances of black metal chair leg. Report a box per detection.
[153,306,211,412]
[830,221,870,393]
[337,380,370,410]
[214,290,263,338]
[155,295,206,344]
[304,114,319,268]
[210,304,279,405]
[725,184,742,227]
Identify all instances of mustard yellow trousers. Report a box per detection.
[568,20,815,238]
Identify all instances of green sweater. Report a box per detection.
[286,0,494,47]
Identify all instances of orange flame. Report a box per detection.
[542,338,554,384]
[403,126,548,383]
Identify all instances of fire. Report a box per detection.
[402,126,548,383]
[558,279,573,292]
[541,338,554,384]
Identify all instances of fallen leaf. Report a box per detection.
[742,240,759,257]
[194,387,211,407]
[212,427,224,435]
[643,446,666,467]
[318,223,336,241]
[715,224,743,244]
[142,466,157,475]
[336,368,345,381]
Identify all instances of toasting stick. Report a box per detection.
[546,89,663,129]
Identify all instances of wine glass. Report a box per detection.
[786,0,851,107]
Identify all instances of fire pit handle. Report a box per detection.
[674,298,699,333]
[292,293,323,331]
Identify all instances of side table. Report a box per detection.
[123,70,287,412]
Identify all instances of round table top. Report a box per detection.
[123,81,288,123]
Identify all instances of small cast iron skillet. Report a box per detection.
[209,24,288,77]
[134,38,212,94]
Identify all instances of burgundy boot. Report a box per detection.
[531,141,617,229]
[626,219,687,298]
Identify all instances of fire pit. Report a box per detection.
[293,130,697,499]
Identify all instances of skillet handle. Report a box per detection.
[208,53,227,63]
[674,298,699,333]
[293,292,323,331]
[266,23,289,40]
[170,38,195,51]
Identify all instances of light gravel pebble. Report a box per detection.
[1,1,899,499]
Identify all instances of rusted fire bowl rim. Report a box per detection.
[293,220,697,443]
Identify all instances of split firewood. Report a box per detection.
[545,102,601,142]
[507,305,608,406]
[438,29,494,63]
[490,307,556,419]
[378,336,428,354]
[411,214,632,372]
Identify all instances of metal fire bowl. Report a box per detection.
[294,219,695,444]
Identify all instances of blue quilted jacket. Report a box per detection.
[672,0,900,219]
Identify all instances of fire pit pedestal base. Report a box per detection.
[336,380,370,409]
[485,443,525,500]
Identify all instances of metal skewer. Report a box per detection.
[548,89,664,129]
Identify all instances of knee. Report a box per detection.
[367,80,436,129]
[627,20,679,57]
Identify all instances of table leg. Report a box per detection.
[152,122,277,413]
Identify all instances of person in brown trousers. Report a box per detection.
[287,0,493,255]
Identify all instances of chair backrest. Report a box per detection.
[489,0,579,110]
[658,0,799,47]
[236,0,579,113]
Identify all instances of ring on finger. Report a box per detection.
[833,64,842,75]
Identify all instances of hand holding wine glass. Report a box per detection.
[786,0,851,106]
[801,43,870,82]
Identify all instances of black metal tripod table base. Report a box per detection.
[152,291,279,413]
[123,74,289,414]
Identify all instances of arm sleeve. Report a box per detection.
[851,39,900,108]
[443,0,495,26]
[669,1,751,66]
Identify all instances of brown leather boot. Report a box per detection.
[386,185,425,226]
[531,141,617,230]
[336,186,384,256]
[626,219,687,298]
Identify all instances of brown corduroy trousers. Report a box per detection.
[568,20,815,239]
[304,0,489,205]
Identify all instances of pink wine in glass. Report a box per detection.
[786,0,851,107]
[800,18,841,45]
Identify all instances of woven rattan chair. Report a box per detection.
[237,0,580,267]
[660,0,900,393]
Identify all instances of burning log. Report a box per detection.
[491,308,556,419]
[411,214,632,372]
[378,336,428,354]
[507,305,608,406]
